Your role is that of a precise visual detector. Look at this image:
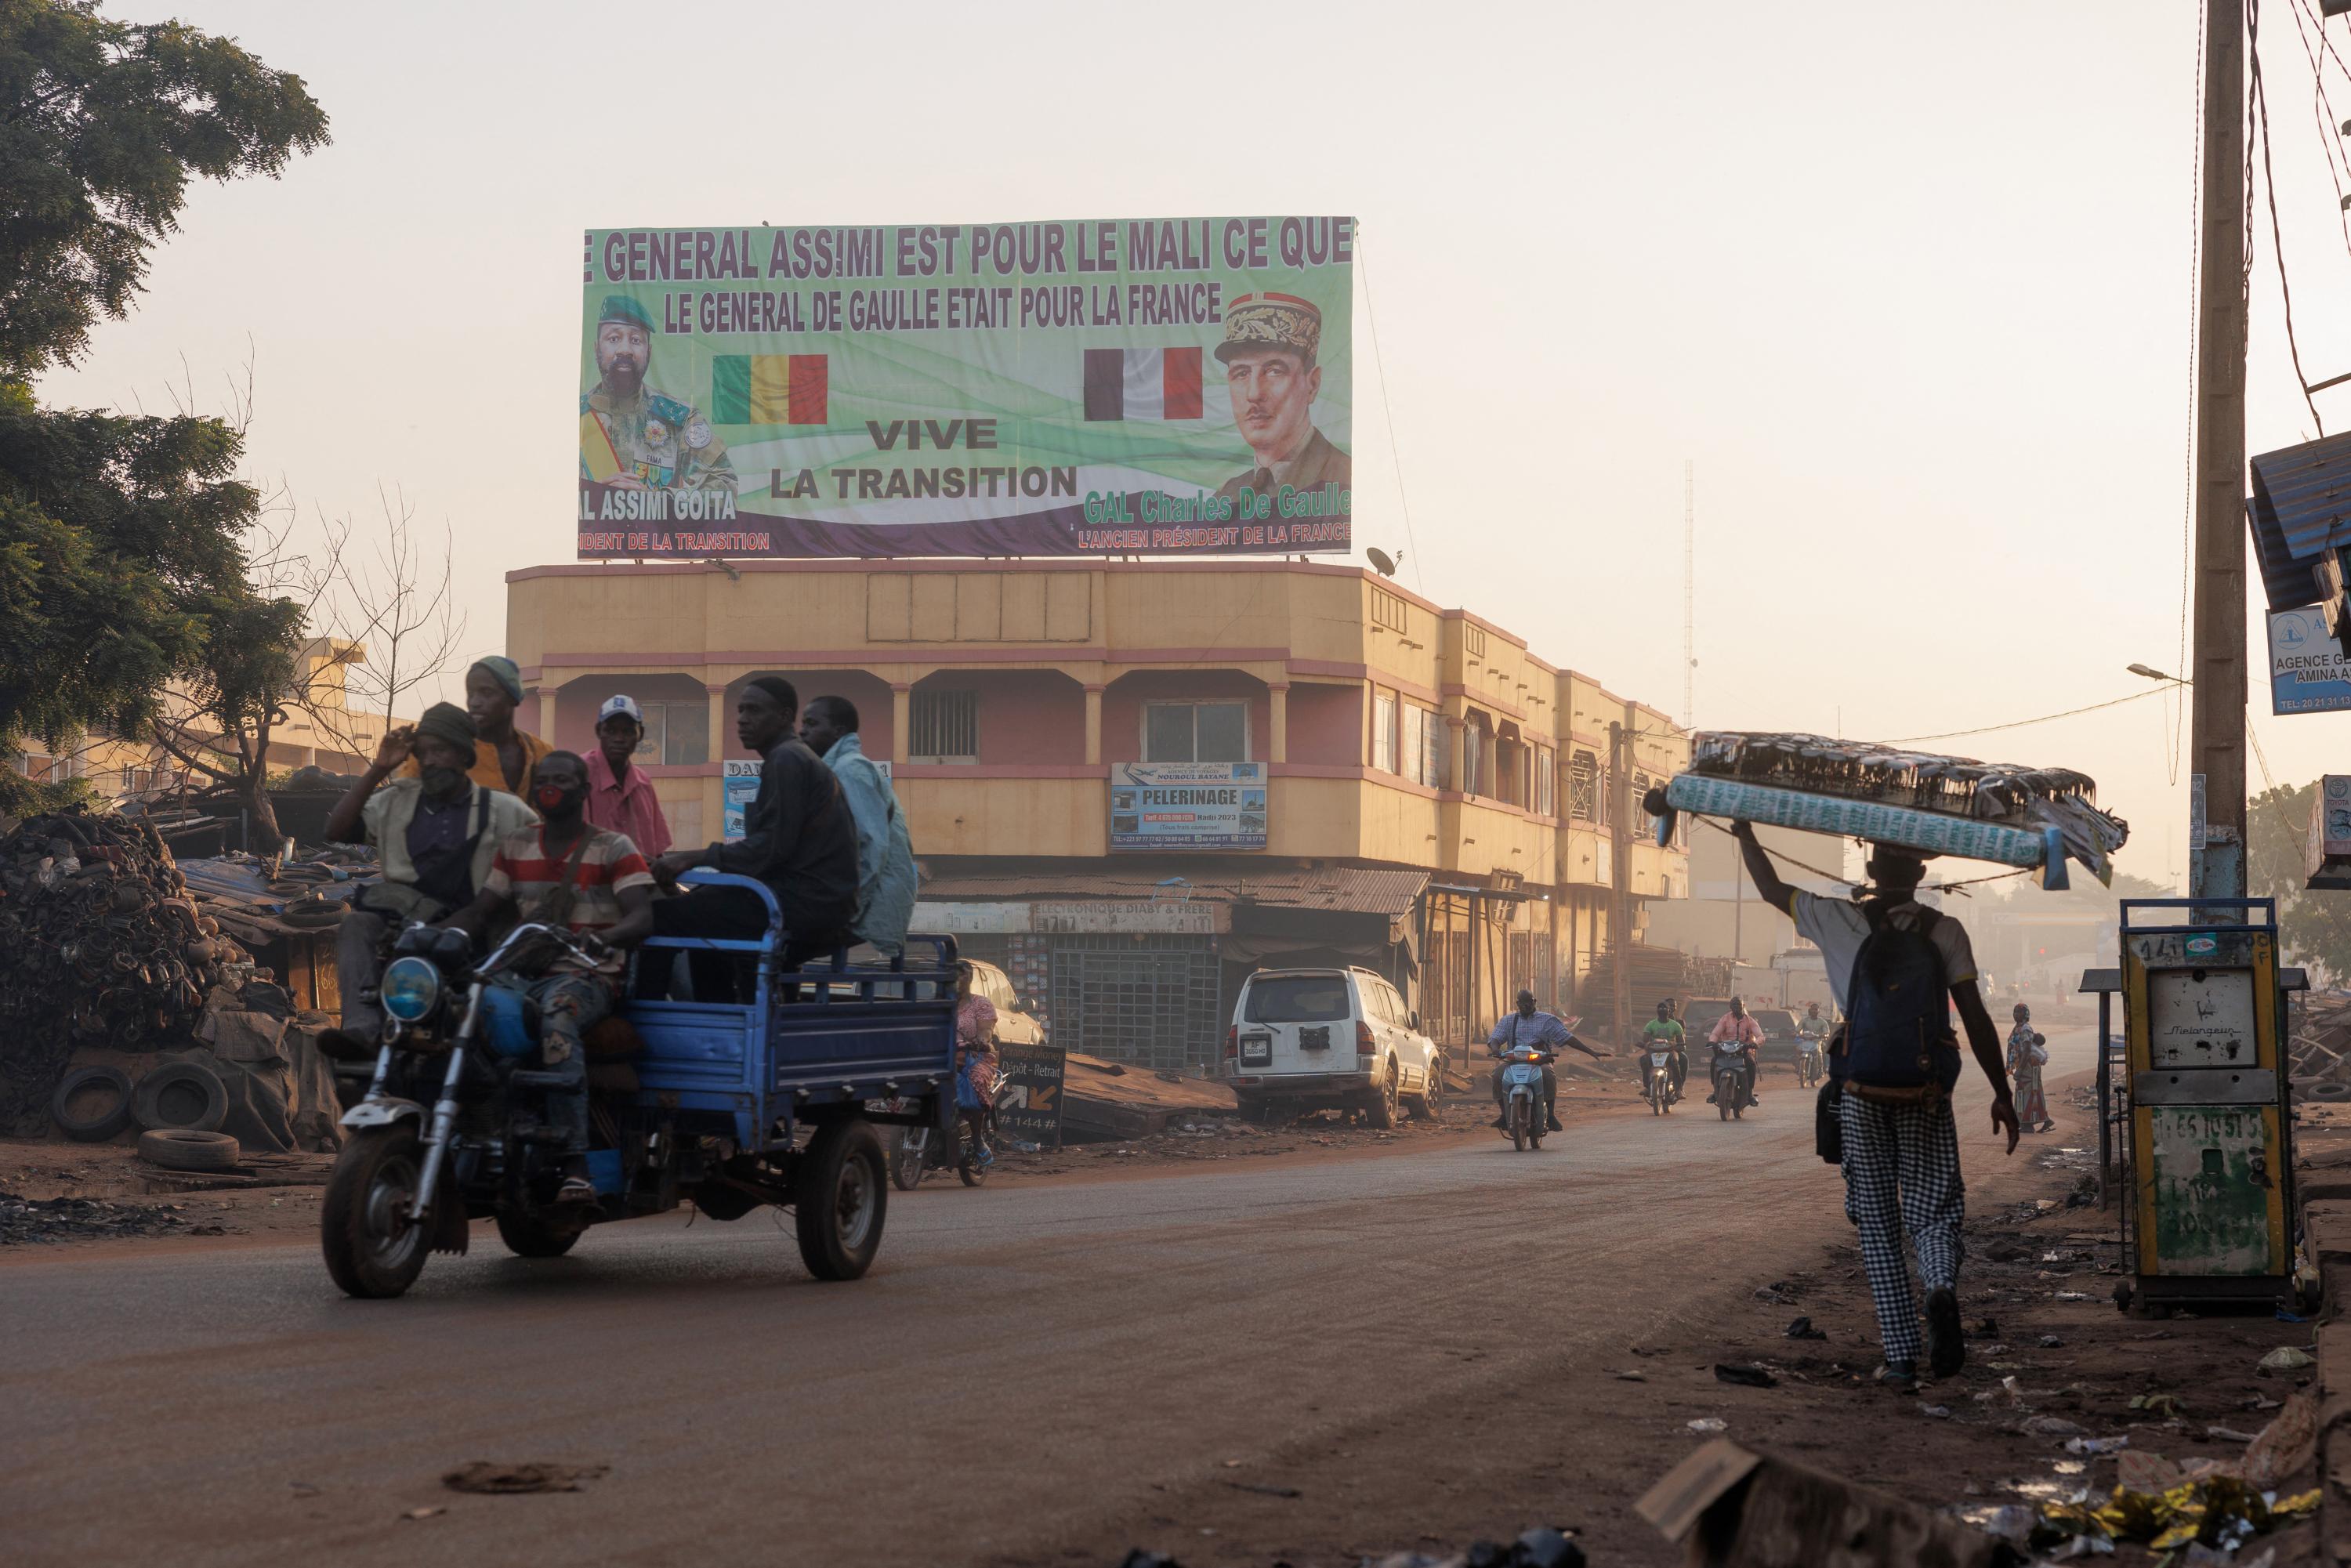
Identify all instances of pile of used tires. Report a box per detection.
[0,809,251,1135]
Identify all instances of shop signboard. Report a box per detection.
[578,217,1354,560]
[1109,762,1267,852]
[911,900,1228,935]
[2266,607,2351,715]
[721,759,760,839]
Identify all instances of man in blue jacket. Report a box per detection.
[799,694,916,958]
[1488,989,1604,1132]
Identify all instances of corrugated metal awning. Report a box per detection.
[918,864,1430,917]
[2248,431,2351,609]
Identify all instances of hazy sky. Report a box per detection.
[40,1,2351,889]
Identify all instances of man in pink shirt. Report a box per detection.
[1708,996,1766,1109]
[585,694,672,859]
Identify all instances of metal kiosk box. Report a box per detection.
[2119,898,2296,1313]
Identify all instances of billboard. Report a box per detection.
[2267,607,2351,715]
[721,759,759,839]
[1110,762,1267,852]
[579,218,1354,560]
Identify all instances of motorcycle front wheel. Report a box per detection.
[1509,1099,1527,1151]
[1718,1085,1731,1121]
[888,1127,926,1193]
[321,1124,432,1298]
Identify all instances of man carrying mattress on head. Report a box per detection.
[1731,823,2019,1396]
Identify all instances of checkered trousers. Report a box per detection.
[1838,1090,1966,1364]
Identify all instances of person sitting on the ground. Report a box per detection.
[799,694,915,959]
[1487,989,1603,1132]
[440,751,654,1204]
[649,677,857,993]
[320,702,537,1056]
[398,655,553,795]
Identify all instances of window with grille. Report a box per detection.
[910,689,979,762]
[1568,750,1599,821]
[1462,623,1488,660]
[1372,690,1396,772]
[1143,700,1248,763]
[1536,745,1555,816]
[1371,588,1408,636]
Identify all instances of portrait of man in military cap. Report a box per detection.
[1213,292,1350,505]
[581,295,737,494]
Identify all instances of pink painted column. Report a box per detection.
[1084,685,1103,765]
[1269,684,1288,765]
[891,683,911,765]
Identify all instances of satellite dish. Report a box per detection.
[1367,548,1400,578]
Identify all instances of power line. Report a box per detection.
[1886,686,2174,746]
[2251,0,2329,433]
[1357,236,1425,595]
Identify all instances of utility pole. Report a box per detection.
[2189,0,2248,900]
[1608,719,1634,1044]
[1682,461,1695,730]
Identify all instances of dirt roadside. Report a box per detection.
[1008,1066,2322,1568]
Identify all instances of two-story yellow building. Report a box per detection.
[507,559,1686,1070]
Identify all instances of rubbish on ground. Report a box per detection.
[1686,1418,1727,1434]
[2204,1425,2259,1443]
[1354,1526,1586,1568]
[400,1507,445,1522]
[1919,1403,1952,1418]
[2128,1392,2182,1417]
[0,1191,197,1245]
[2052,1460,2086,1476]
[2039,1335,2065,1348]
[440,1461,609,1495]
[1611,1369,1647,1382]
[2273,1307,2308,1323]
[2054,1291,2096,1302]
[2063,1436,2129,1456]
[2237,1391,2319,1490]
[2022,1415,2089,1437]
[2117,1452,2183,1492]
[1713,1363,1777,1389]
[1784,1315,1826,1340]
[1638,1438,2015,1567]
[1971,1316,2002,1339]
[1223,1480,1301,1499]
[2256,1346,2313,1374]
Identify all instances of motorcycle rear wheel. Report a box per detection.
[887,1128,925,1193]
[955,1118,987,1188]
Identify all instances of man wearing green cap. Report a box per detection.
[320,701,539,1055]
[581,295,736,494]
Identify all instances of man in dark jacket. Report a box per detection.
[650,677,857,982]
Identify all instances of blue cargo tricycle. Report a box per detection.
[321,871,958,1298]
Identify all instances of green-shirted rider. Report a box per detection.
[1641,999,1688,1103]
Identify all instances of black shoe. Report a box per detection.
[1878,1360,1919,1394]
[1545,1113,1564,1132]
[1491,1115,1509,1131]
[1924,1287,1965,1378]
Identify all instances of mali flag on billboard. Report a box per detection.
[712,354,828,425]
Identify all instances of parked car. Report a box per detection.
[1748,1007,1806,1066]
[1221,967,1442,1127]
[965,958,1044,1047]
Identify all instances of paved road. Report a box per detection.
[2,1028,2094,1566]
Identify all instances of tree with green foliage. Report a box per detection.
[2248,780,2351,985]
[0,0,327,820]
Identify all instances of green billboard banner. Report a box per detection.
[578,217,1355,559]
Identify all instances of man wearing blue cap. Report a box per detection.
[581,295,735,494]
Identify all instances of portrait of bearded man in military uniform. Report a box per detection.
[1213,292,1350,505]
[580,295,737,494]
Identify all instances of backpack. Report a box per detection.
[1836,902,1960,1093]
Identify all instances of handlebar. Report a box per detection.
[478,921,597,978]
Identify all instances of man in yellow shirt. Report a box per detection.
[399,656,552,795]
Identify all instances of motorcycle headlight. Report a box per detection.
[380,955,441,1023]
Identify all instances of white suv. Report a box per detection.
[1222,967,1444,1127]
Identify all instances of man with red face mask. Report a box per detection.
[445,750,655,1202]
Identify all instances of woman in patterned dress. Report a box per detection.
[2007,1003,2052,1134]
[953,962,1001,1166]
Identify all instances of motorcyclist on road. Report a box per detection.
[1707,995,1766,1109]
[1488,990,1603,1133]
[1639,999,1687,1101]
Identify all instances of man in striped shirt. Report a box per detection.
[446,751,654,1203]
